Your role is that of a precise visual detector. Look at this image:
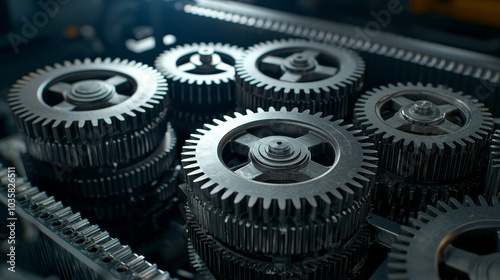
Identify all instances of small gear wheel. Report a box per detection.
[388,196,500,280]
[373,169,483,225]
[8,58,168,142]
[485,130,500,199]
[187,207,371,280]
[182,107,377,254]
[155,42,244,110]
[354,83,493,182]
[235,39,365,118]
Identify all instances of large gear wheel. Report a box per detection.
[155,42,244,110]
[354,83,493,182]
[373,169,483,225]
[187,207,370,280]
[235,39,365,117]
[182,107,377,254]
[388,196,500,280]
[8,58,168,142]
[485,130,500,200]
[25,125,177,198]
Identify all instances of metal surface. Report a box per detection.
[388,196,500,280]
[485,130,500,200]
[354,82,493,181]
[235,39,365,118]
[182,107,377,255]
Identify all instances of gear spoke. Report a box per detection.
[261,55,285,67]
[215,62,234,73]
[385,114,409,129]
[233,133,261,149]
[313,65,338,77]
[300,49,320,58]
[442,245,479,275]
[299,160,330,179]
[296,132,325,151]
[48,82,72,94]
[439,104,459,115]
[108,93,129,105]
[52,100,76,111]
[280,72,302,82]
[391,96,414,110]
[105,75,128,87]
[178,62,197,72]
[436,120,462,133]
[234,162,263,180]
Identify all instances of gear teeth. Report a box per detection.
[25,125,177,198]
[388,195,500,279]
[485,130,500,200]
[354,82,494,182]
[235,39,365,118]
[186,206,370,280]
[8,58,168,143]
[182,107,377,254]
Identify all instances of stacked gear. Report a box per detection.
[7,58,179,244]
[354,82,493,224]
[181,107,378,279]
[485,130,500,200]
[388,195,500,280]
[235,39,365,119]
[155,42,245,152]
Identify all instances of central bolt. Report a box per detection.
[291,54,309,67]
[198,48,214,64]
[267,140,291,156]
[413,100,435,116]
[74,81,102,95]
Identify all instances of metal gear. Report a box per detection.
[182,107,377,254]
[235,39,365,117]
[485,130,500,200]
[155,42,244,109]
[354,82,493,182]
[62,169,179,221]
[388,196,500,280]
[25,125,177,198]
[7,57,168,142]
[373,169,483,225]
[25,112,168,168]
[186,206,370,280]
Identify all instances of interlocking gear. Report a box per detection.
[182,107,377,254]
[25,126,177,198]
[373,169,483,225]
[388,196,500,280]
[235,39,365,117]
[485,130,500,200]
[8,58,168,142]
[354,83,493,182]
[155,42,244,109]
[187,207,370,280]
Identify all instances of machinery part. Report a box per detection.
[182,107,377,254]
[235,39,365,117]
[388,196,500,280]
[0,166,170,280]
[187,206,370,280]
[7,57,168,142]
[155,42,244,109]
[170,108,235,137]
[354,82,493,182]
[63,169,178,222]
[373,169,483,225]
[25,112,168,168]
[187,239,216,280]
[485,130,500,200]
[367,214,404,249]
[25,125,177,198]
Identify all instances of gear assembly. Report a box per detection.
[0,1,499,280]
